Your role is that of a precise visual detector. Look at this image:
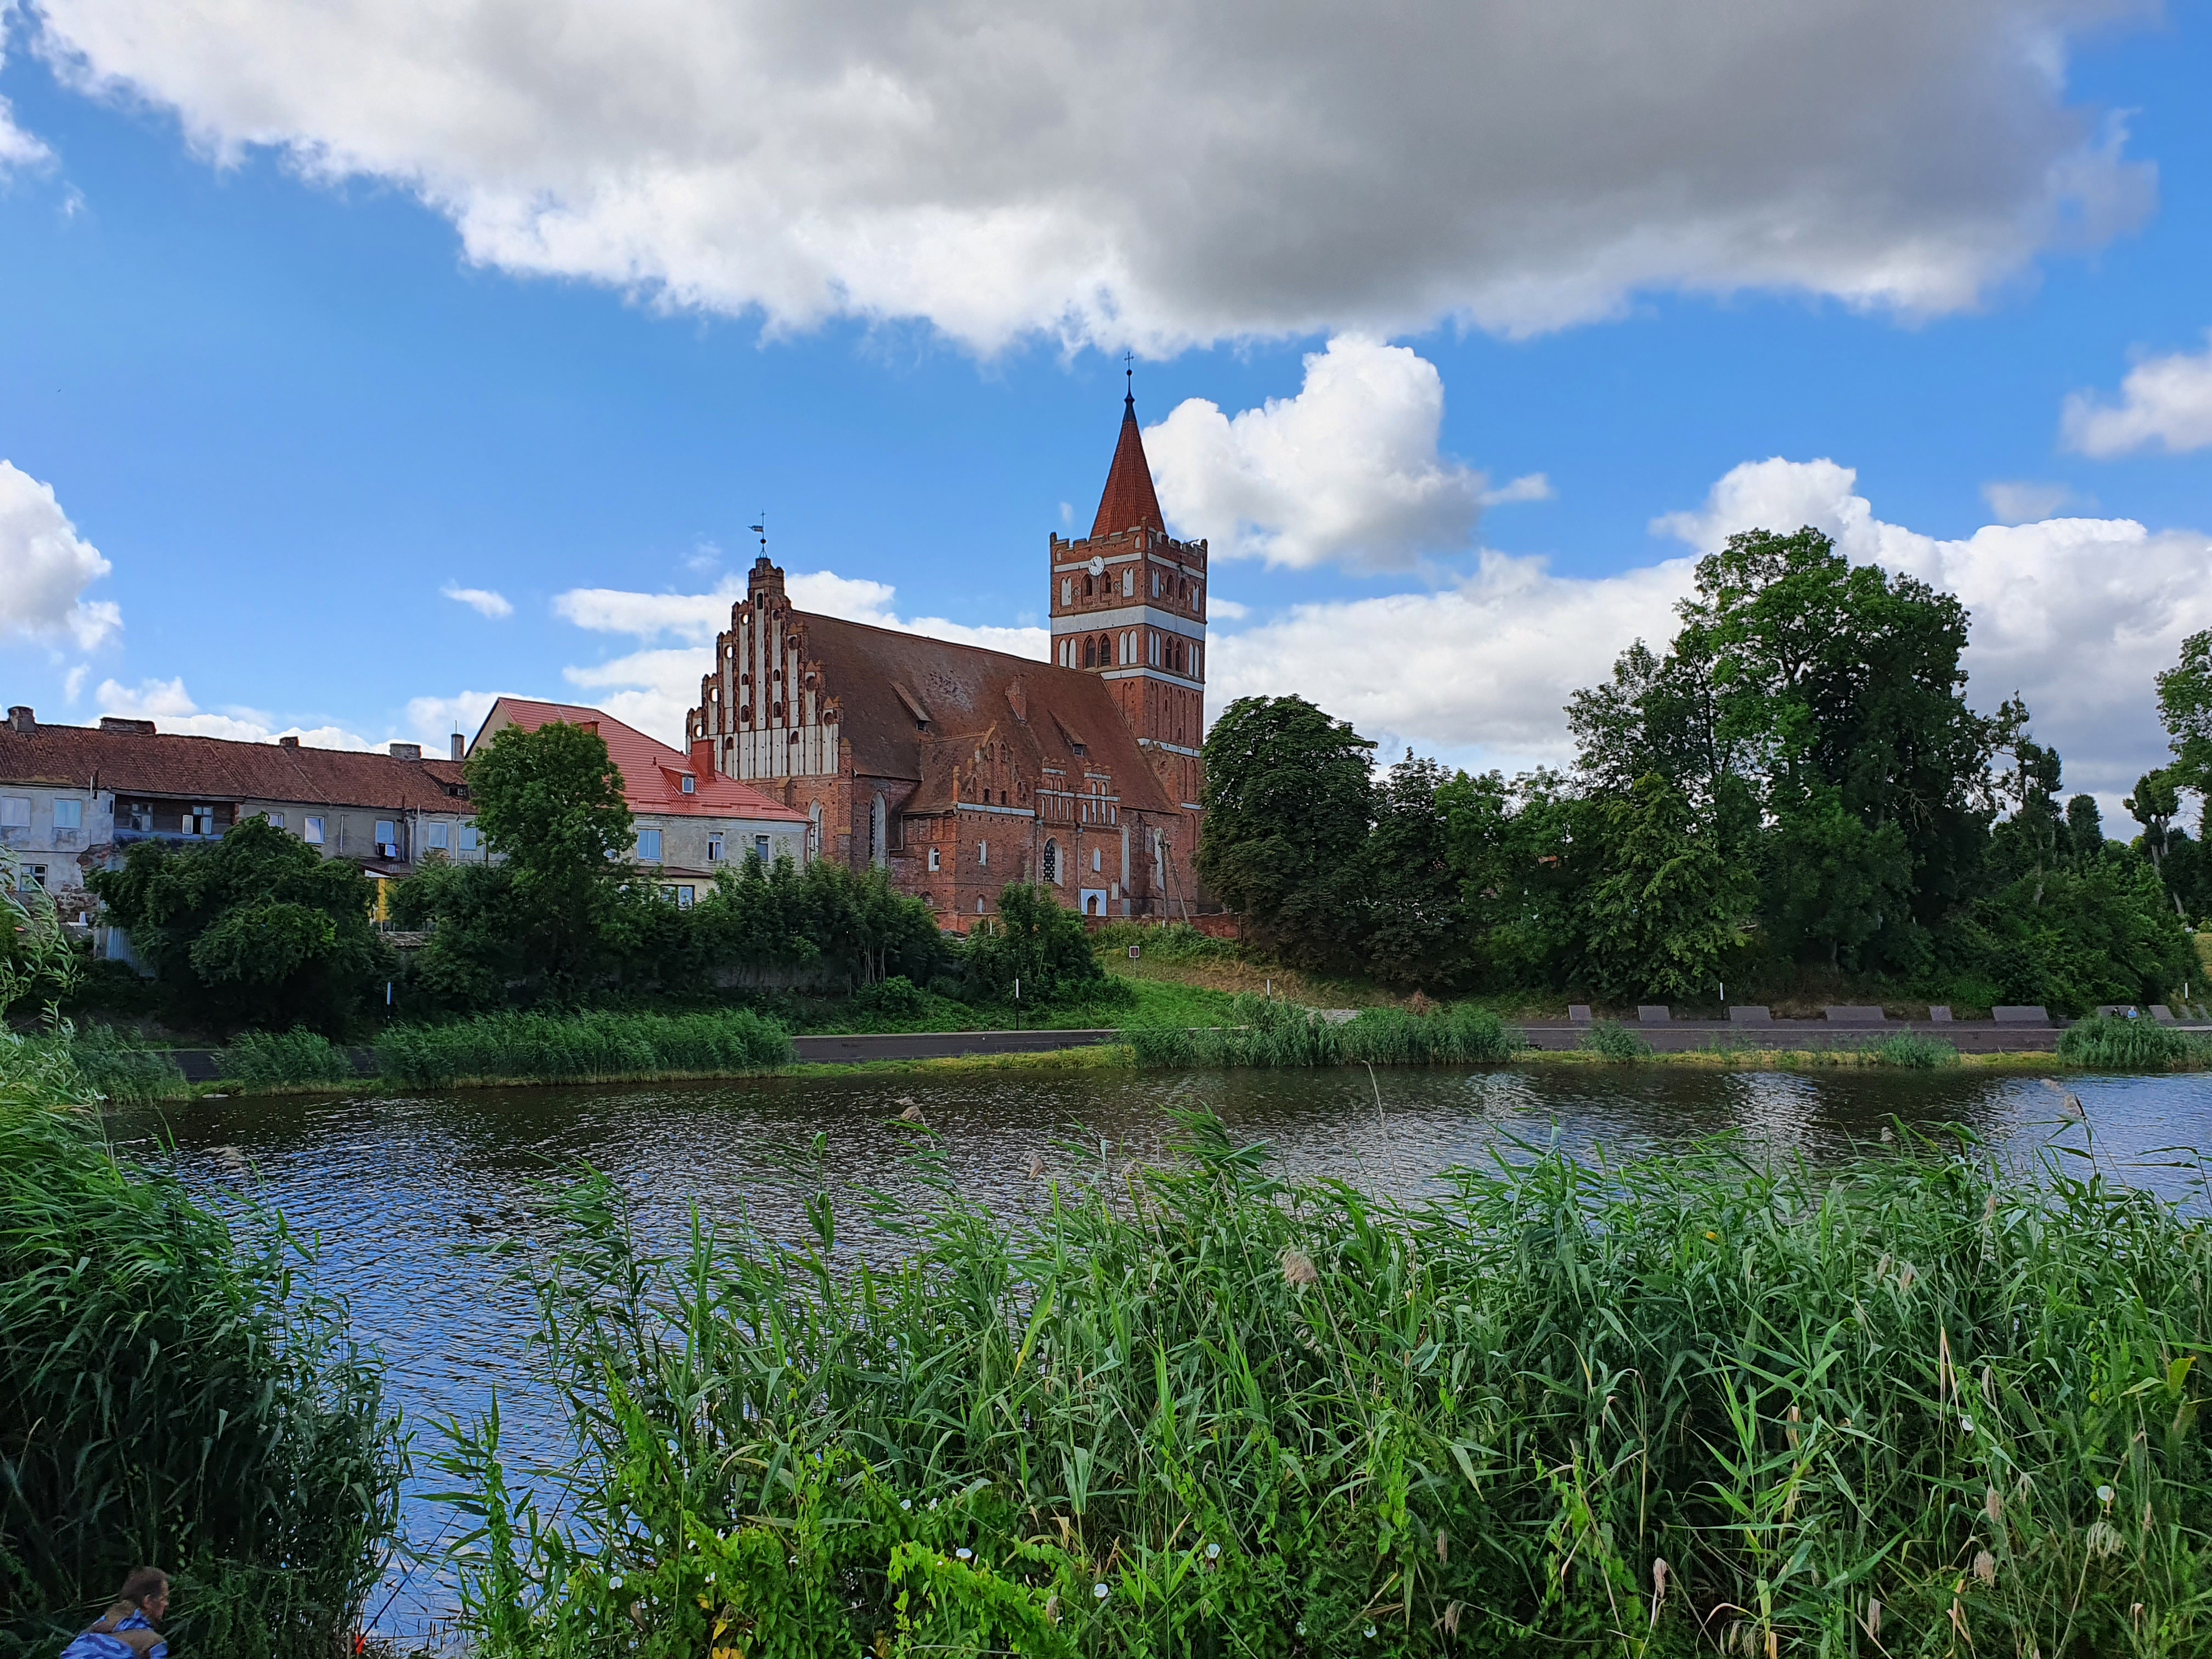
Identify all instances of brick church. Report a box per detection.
[683,389,1209,928]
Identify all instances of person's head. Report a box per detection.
[117,1569,168,1620]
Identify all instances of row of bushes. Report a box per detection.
[1124,995,1522,1068]
[372,1006,794,1088]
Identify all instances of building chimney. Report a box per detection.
[450,733,465,761]
[690,736,717,778]
[6,706,33,735]
[279,735,300,748]
[99,716,156,735]
[389,741,422,761]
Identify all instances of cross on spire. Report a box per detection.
[1124,351,1134,407]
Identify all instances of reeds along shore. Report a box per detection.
[0,1071,402,1659]
[441,1116,2212,1658]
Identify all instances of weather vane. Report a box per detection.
[1124,349,1134,397]
[749,513,766,556]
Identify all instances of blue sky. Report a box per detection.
[1,0,2208,806]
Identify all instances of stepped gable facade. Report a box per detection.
[685,392,1207,927]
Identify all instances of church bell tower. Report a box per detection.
[1047,380,1207,812]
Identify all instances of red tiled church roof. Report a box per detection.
[786,612,1178,817]
[478,697,806,822]
[1088,392,1166,539]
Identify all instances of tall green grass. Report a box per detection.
[2058,1013,2205,1070]
[66,1022,190,1104]
[437,1117,2212,1657]
[1123,995,1520,1068]
[1578,1018,1652,1060]
[374,1006,793,1088]
[220,1028,359,1090]
[0,1059,402,1659]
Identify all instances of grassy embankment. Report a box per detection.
[435,1113,2212,1658]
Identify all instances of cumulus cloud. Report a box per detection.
[1483,474,1555,508]
[1148,337,1487,571]
[0,45,53,174]
[1213,459,2212,804]
[2063,331,2212,456]
[31,0,2153,351]
[0,461,122,650]
[553,569,1049,743]
[1983,479,2084,523]
[93,676,380,749]
[1656,458,2212,797]
[441,582,514,618]
[403,690,503,749]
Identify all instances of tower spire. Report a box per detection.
[1090,367,1165,539]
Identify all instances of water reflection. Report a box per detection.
[106,1063,2212,1638]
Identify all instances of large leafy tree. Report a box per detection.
[464,720,635,998]
[2157,628,2212,802]
[1198,696,1374,969]
[90,817,393,1032]
[1359,752,1466,990]
[1438,768,1586,991]
[1574,774,1750,1002]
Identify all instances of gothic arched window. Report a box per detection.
[1084,636,1096,667]
[1043,839,1060,884]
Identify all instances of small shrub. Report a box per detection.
[1579,1019,1651,1061]
[1092,921,1232,965]
[2058,1013,2189,1070]
[221,1028,358,1090]
[1871,1031,1961,1069]
[853,975,928,1019]
[67,1022,189,1105]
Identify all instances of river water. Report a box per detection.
[105,1064,2212,1640]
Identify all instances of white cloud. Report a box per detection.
[0,461,122,650]
[1654,458,2212,798]
[93,675,381,748]
[403,690,503,751]
[1482,473,1555,508]
[552,568,1051,744]
[62,664,88,703]
[1983,479,2083,523]
[441,582,514,618]
[0,44,53,174]
[2063,331,2212,457]
[1148,337,1487,571]
[1212,458,2212,805]
[31,0,2152,351]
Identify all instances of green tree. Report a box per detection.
[1760,780,1914,971]
[89,817,393,1032]
[1197,696,1375,970]
[2156,627,2212,802]
[2066,793,2106,863]
[465,720,635,997]
[1576,774,1750,1003]
[962,883,1107,1006]
[2126,769,2183,885]
[1360,752,1468,990]
[1439,768,1587,991]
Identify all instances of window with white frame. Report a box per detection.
[637,828,663,862]
[706,833,724,861]
[374,820,397,849]
[978,840,988,866]
[264,811,285,830]
[928,847,940,871]
[676,885,695,907]
[303,816,325,845]
[53,798,82,830]
[755,835,771,860]
[459,823,479,852]
[0,798,28,827]
[426,822,450,850]
[1121,567,1133,596]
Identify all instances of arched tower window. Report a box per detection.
[1083,636,1096,668]
[870,792,887,868]
[1043,839,1060,884]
